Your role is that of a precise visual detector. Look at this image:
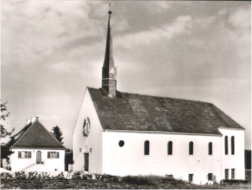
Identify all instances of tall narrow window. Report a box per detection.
[225,136,228,155]
[189,142,193,155]
[225,169,229,179]
[189,174,193,182]
[208,142,212,155]
[231,136,235,155]
[168,141,173,155]
[231,169,235,179]
[144,141,149,155]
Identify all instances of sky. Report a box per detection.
[1,1,251,149]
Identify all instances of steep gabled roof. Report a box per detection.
[88,87,244,135]
[9,120,65,149]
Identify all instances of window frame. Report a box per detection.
[225,169,229,180]
[167,141,173,155]
[231,136,235,155]
[208,142,213,155]
[189,142,194,155]
[225,136,228,155]
[18,151,32,159]
[144,140,150,156]
[47,151,60,159]
[231,169,235,179]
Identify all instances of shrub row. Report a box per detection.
[1,171,64,180]
[1,171,175,184]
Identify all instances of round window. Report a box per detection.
[118,140,124,147]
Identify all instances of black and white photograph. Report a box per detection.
[1,0,251,189]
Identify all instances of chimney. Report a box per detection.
[26,119,31,125]
[31,116,39,123]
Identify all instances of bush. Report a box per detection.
[1,172,13,179]
[52,172,64,179]
[71,171,82,179]
[222,179,249,184]
[14,171,26,179]
[122,175,154,185]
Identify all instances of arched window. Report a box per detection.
[225,136,228,155]
[168,141,173,155]
[231,136,235,155]
[189,142,193,155]
[144,141,149,155]
[208,142,212,155]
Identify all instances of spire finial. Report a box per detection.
[108,3,112,14]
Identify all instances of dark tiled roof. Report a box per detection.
[9,120,65,149]
[88,87,243,135]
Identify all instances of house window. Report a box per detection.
[189,174,193,182]
[225,136,228,155]
[144,141,149,155]
[18,151,32,158]
[208,142,212,155]
[231,169,235,179]
[231,136,235,155]
[167,141,173,155]
[47,152,59,158]
[189,142,193,155]
[208,173,213,181]
[225,169,229,180]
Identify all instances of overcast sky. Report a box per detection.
[1,1,251,149]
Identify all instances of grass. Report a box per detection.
[1,170,251,189]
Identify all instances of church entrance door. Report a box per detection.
[84,153,89,171]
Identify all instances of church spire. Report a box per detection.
[102,7,117,98]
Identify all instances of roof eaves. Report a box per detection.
[72,86,89,135]
[38,121,67,150]
[10,123,33,149]
[103,129,223,137]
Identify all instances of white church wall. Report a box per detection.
[102,131,222,184]
[219,128,245,180]
[73,88,103,173]
[11,149,65,171]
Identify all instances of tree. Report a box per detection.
[0,101,14,167]
[51,125,64,144]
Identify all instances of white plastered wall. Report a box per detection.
[11,149,65,171]
[102,131,222,184]
[73,88,103,173]
[219,128,245,180]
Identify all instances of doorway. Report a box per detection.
[36,151,42,164]
[84,153,89,171]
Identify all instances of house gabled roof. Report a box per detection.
[8,119,66,149]
[88,87,244,135]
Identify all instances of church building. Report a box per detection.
[72,10,245,184]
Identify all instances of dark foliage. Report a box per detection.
[51,125,64,144]
[245,150,251,169]
[1,101,14,167]
[222,179,249,184]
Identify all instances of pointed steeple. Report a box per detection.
[102,8,117,98]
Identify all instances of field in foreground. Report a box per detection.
[1,170,251,189]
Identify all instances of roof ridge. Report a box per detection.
[87,86,212,104]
